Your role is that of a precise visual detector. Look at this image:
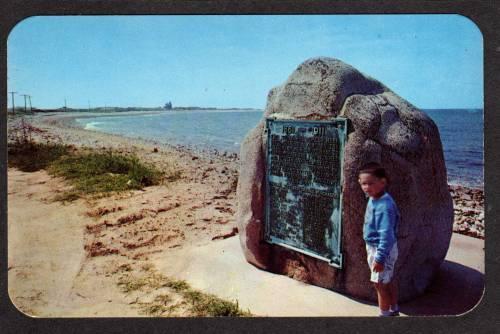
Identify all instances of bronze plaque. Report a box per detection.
[265,118,347,268]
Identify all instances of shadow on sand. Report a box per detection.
[400,260,484,316]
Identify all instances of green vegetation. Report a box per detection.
[165,280,190,293]
[8,130,176,201]
[117,267,251,317]
[48,151,163,194]
[8,142,70,172]
[117,270,169,293]
[182,288,248,317]
[138,294,180,316]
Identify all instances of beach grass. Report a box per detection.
[117,268,251,317]
[182,288,249,317]
[8,142,70,172]
[49,151,163,193]
[8,140,177,201]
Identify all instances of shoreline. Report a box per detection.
[21,111,483,190]
[40,112,241,161]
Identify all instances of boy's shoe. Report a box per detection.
[378,310,393,317]
[378,310,400,317]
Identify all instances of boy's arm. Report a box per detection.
[374,204,397,265]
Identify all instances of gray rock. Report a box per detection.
[236,57,453,302]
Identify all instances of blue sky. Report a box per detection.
[7,15,483,109]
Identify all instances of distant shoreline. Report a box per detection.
[7,107,481,114]
[9,106,263,114]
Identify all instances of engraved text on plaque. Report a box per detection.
[265,119,347,268]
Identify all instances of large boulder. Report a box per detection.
[236,57,453,302]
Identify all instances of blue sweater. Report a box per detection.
[363,192,400,265]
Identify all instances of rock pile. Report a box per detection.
[450,185,484,239]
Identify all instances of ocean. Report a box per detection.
[74,108,483,189]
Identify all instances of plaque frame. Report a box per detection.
[264,118,347,269]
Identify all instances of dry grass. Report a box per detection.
[116,264,251,317]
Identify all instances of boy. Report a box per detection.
[358,162,400,317]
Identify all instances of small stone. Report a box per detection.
[463,210,475,217]
[462,194,472,201]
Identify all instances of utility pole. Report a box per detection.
[21,94,29,112]
[28,95,32,112]
[8,91,17,113]
[64,98,67,112]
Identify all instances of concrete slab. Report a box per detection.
[153,233,484,317]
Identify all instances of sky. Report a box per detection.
[7,15,483,110]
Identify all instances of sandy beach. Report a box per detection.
[8,113,241,317]
[7,112,484,317]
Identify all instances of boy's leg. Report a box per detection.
[379,244,399,314]
[367,244,398,315]
[388,279,399,313]
[374,282,392,312]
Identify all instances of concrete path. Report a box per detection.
[153,233,484,317]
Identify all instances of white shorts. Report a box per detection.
[366,243,398,284]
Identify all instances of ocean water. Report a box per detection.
[425,109,483,189]
[75,110,262,153]
[74,108,483,189]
